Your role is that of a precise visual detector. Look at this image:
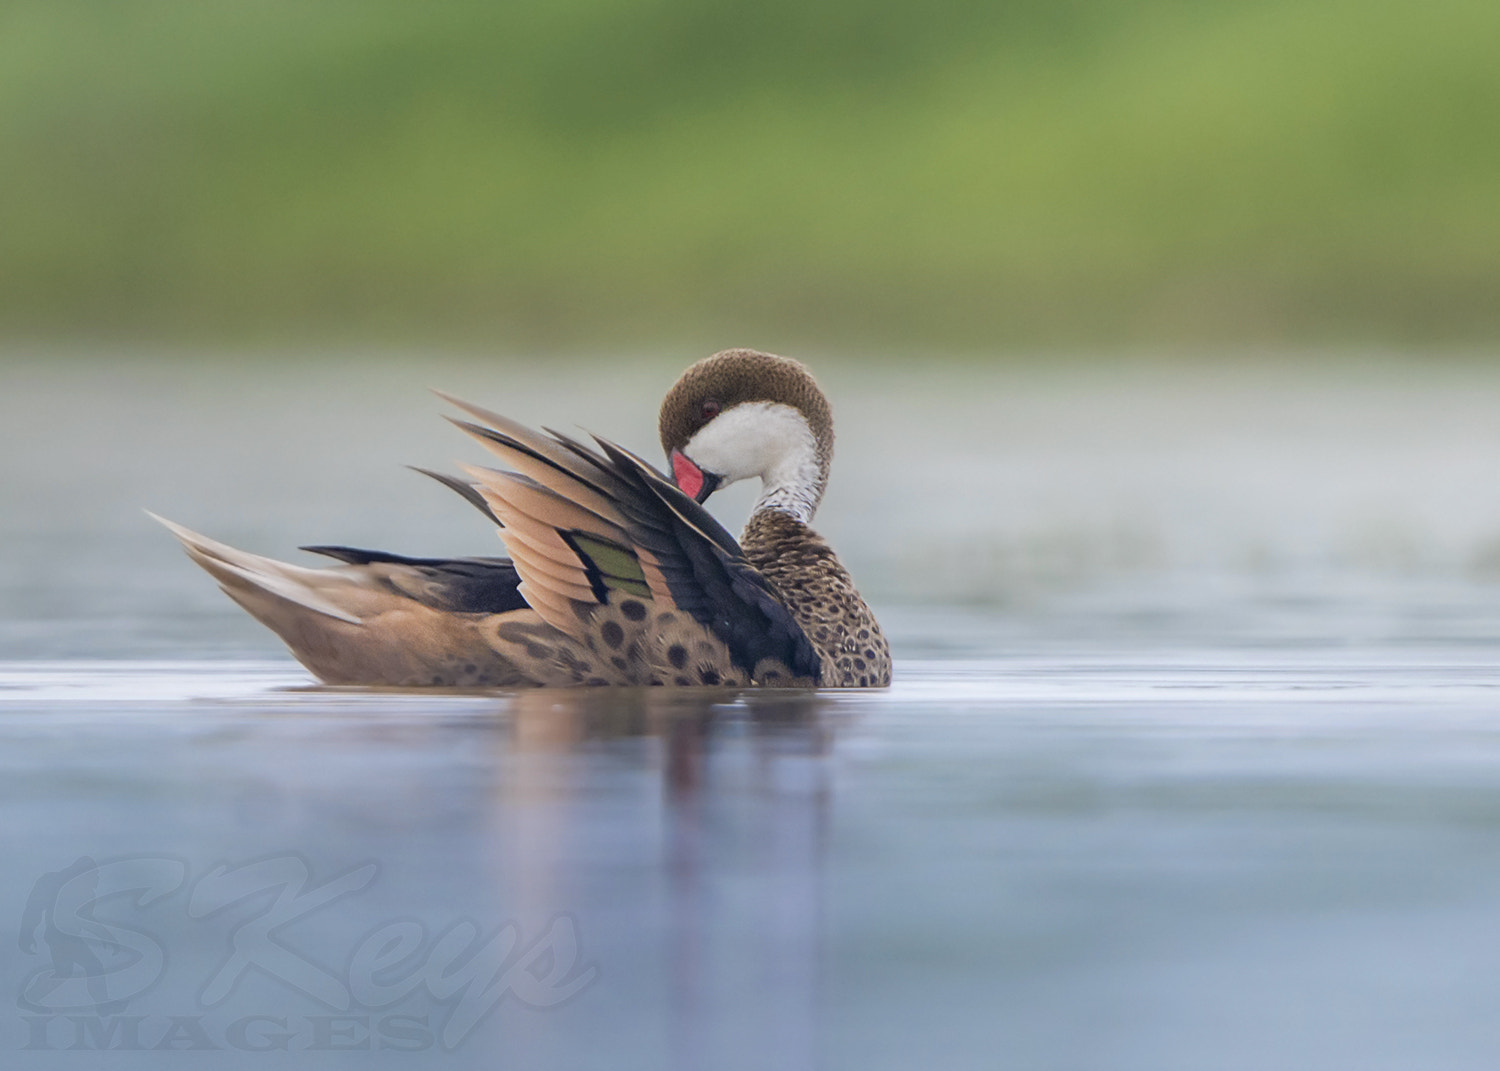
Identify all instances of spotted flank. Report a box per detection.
[740,511,891,687]
[155,348,889,689]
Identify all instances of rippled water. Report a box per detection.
[5,352,1500,1068]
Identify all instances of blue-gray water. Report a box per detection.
[5,352,1500,1068]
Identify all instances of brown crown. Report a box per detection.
[658,349,834,480]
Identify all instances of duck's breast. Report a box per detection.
[740,511,891,688]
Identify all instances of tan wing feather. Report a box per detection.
[626,549,673,602]
[461,465,629,544]
[496,533,599,590]
[456,465,630,635]
[450,425,630,526]
[499,515,672,605]
[437,391,630,499]
[444,402,740,668]
[491,521,590,569]
[445,400,685,600]
[515,580,584,633]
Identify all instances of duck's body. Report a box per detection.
[158,349,890,689]
[742,511,888,688]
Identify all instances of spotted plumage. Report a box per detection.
[156,349,888,689]
[740,511,891,687]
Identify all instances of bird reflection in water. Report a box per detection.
[499,687,832,1071]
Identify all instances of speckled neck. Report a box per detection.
[740,511,891,688]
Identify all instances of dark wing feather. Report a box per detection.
[298,546,528,614]
[409,466,504,527]
[590,438,821,682]
[444,399,821,683]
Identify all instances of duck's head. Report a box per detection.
[658,349,834,521]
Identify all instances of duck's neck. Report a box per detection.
[686,400,826,525]
[754,438,823,524]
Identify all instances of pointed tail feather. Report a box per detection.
[147,512,364,625]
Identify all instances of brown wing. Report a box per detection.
[445,397,822,685]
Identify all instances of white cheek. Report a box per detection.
[684,402,815,485]
[683,401,823,522]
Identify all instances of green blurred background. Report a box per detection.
[2,0,1497,351]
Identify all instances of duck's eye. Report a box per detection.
[700,398,721,420]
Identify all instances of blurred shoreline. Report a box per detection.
[7,350,1500,658]
[3,0,1498,349]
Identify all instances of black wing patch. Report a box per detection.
[433,398,823,684]
[588,439,822,684]
[299,546,529,614]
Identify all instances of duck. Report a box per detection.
[155,348,891,689]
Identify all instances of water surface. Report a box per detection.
[4,353,1500,1068]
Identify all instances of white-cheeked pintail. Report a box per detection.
[155,349,890,688]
